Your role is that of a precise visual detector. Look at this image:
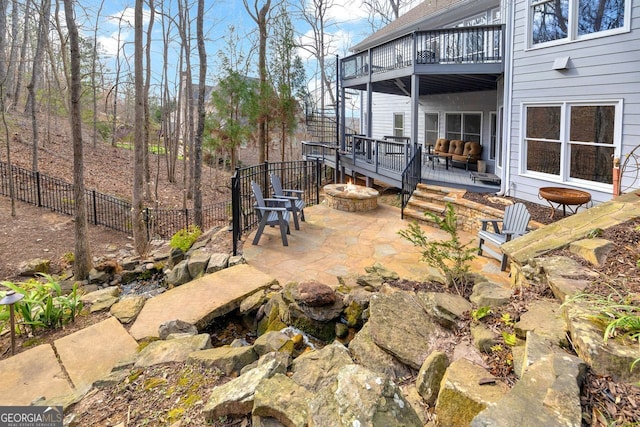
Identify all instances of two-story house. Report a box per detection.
[339,0,639,206]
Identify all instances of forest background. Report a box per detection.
[0,0,422,278]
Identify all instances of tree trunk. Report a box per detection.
[6,0,20,105]
[11,0,29,110]
[91,0,105,147]
[143,0,155,201]
[63,0,92,280]
[132,0,148,255]
[193,0,206,229]
[111,16,123,147]
[26,0,52,171]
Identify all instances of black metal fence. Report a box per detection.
[231,160,333,255]
[0,160,230,239]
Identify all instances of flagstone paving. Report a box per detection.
[243,202,510,288]
[0,344,74,406]
[54,316,138,389]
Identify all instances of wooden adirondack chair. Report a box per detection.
[270,174,305,230]
[251,180,291,246]
[478,202,531,271]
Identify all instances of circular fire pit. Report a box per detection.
[324,183,379,212]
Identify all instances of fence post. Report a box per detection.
[263,161,269,195]
[231,169,240,256]
[144,208,150,241]
[315,158,321,205]
[185,208,189,230]
[36,171,42,207]
[92,190,98,225]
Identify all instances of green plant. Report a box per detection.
[0,274,83,336]
[472,306,492,321]
[500,313,515,327]
[565,291,640,372]
[398,202,476,295]
[502,331,517,346]
[169,225,202,253]
[585,228,603,238]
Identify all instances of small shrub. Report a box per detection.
[502,331,517,346]
[564,291,640,372]
[0,274,83,336]
[472,306,492,321]
[169,225,202,253]
[399,202,476,295]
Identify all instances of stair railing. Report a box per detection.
[401,145,422,219]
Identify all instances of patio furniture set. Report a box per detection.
[250,174,306,247]
[425,138,483,171]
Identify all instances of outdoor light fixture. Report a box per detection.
[0,290,24,355]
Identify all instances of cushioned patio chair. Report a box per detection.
[451,141,482,170]
[251,180,291,246]
[270,174,305,230]
[478,202,531,271]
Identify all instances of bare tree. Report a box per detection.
[362,0,404,30]
[296,0,336,115]
[193,0,206,228]
[243,0,273,164]
[26,0,52,171]
[144,0,155,200]
[110,13,126,147]
[0,0,16,216]
[11,0,30,110]
[90,0,105,147]
[63,0,92,279]
[132,0,148,255]
[6,0,22,105]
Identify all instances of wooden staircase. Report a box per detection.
[403,184,467,225]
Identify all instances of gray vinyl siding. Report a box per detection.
[506,0,640,205]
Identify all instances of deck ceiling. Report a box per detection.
[347,73,501,97]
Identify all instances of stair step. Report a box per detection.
[407,199,446,214]
[403,207,439,223]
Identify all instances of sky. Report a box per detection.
[74,0,376,99]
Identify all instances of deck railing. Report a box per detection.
[343,135,418,177]
[341,25,504,80]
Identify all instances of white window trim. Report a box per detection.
[424,112,440,147]
[519,100,623,192]
[526,0,631,50]
[489,111,497,160]
[393,113,405,137]
[444,111,483,144]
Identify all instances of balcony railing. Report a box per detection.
[341,25,504,80]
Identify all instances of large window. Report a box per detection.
[425,113,439,146]
[393,113,404,137]
[530,0,627,46]
[523,102,619,186]
[446,113,482,143]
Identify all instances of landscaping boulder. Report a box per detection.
[290,341,353,392]
[18,258,51,276]
[109,295,145,324]
[203,357,285,421]
[348,322,411,380]
[368,290,439,369]
[435,358,509,427]
[308,364,422,427]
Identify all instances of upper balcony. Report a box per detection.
[341,25,504,96]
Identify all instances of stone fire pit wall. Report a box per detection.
[323,184,379,212]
